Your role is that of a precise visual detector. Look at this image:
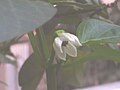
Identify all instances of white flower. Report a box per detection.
[53,32,82,61]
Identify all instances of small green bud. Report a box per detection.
[55,30,65,36]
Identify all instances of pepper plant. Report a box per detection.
[0,0,120,90]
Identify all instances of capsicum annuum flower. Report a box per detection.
[53,32,82,61]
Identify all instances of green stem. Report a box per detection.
[46,50,58,90]
[47,47,55,66]
[35,27,58,90]
[46,34,58,90]
[28,32,42,60]
[29,27,58,90]
[28,31,46,85]
[36,27,50,61]
[46,64,58,90]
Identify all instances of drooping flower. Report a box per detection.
[53,32,82,61]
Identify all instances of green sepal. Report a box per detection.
[55,29,65,36]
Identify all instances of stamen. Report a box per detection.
[62,41,68,46]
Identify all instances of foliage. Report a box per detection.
[0,0,56,42]
[17,0,120,90]
[76,19,120,43]
[0,0,120,90]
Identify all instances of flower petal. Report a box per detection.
[67,33,82,47]
[53,43,66,61]
[53,37,66,61]
[64,42,77,57]
[60,33,82,47]
[54,37,63,53]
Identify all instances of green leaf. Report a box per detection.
[19,53,45,90]
[85,0,100,5]
[76,19,120,43]
[20,31,47,90]
[0,0,56,42]
[80,43,120,62]
[54,1,102,10]
[48,0,53,3]
[98,8,109,19]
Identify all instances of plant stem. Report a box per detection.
[28,31,46,87]
[35,27,58,90]
[36,27,50,61]
[46,47,58,90]
[46,64,58,90]
[28,32,42,62]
